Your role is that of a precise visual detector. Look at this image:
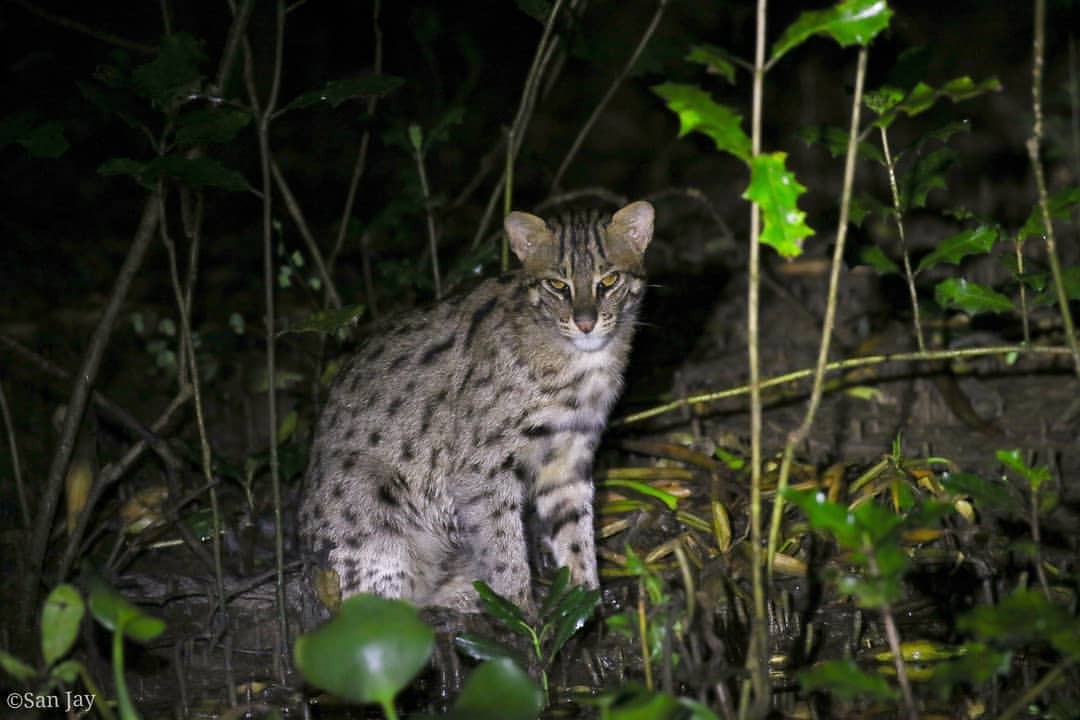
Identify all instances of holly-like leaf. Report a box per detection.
[915,225,998,274]
[1019,186,1080,241]
[901,147,956,211]
[454,633,526,667]
[0,114,70,159]
[743,152,813,257]
[132,33,205,108]
[797,124,884,164]
[473,580,531,637]
[652,83,751,161]
[783,488,862,549]
[771,0,893,64]
[175,107,251,147]
[286,74,404,111]
[686,44,737,84]
[995,449,1050,491]
[99,155,248,191]
[548,586,600,660]
[859,245,900,275]
[933,278,1014,315]
[872,76,1001,129]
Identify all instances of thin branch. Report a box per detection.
[0,380,28,528]
[5,0,158,55]
[20,192,161,629]
[613,344,1074,427]
[1027,0,1080,377]
[549,0,668,192]
[879,126,926,353]
[412,133,443,299]
[270,159,343,308]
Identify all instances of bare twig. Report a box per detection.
[0,380,28,528]
[412,130,443,299]
[865,543,919,720]
[471,0,565,251]
[879,126,926,353]
[270,159,343,308]
[5,0,157,55]
[20,192,161,629]
[1027,0,1080,377]
[549,0,669,192]
[742,0,769,714]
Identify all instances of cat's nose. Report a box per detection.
[574,316,596,333]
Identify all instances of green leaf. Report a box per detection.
[175,108,251,147]
[959,589,1080,659]
[514,0,552,22]
[994,449,1050,491]
[873,76,1001,128]
[686,44,736,83]
[915,225,999,274]
[42,584,85,667]
[293,594,434,707]
[444,658,543,720]
[408,124,423,153]
[652,83,751,162]
[600,478,679,511]
[281,304,366,336]
[99,155,248,191]
[548,586,600,660]
[771,0,893,63]
[132,33,205,107]
[900,147,956,211]
[800,658,899,701]
[0,649,37,681]
[538,566,572,619]
[1031,265,1080,307]
[473,581,531,637]
[88,579,165,643]
[1019,186,1080,241]
[453,633,525,665]
[677,697,723,720]
[49,659,83,685]
[929,642,1011,692]
[743,152,814,257]
[940,471,1019,516]
[860,245,900,275]
[286,74,404,111]
[782,488,861,548]
[933,278,1014,315]
[797,124,884,164]
[593,685,682,719]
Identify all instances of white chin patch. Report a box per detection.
[572,333,609,352]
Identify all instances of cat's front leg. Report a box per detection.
[533,432,599,589]
[455,468,535,613]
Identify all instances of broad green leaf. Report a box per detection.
[929,642,1011,692]
[839,572,901,608]
[678,697,723,720]
[548,586,600,659]
[940,471,1018,516]
[42,584,85,667]
[281,304,366,336]
[994,449,1050,491]
[901,147,956,211]
[594,686,682,719]
[800,658,899,701]
[444,658,543,720]
[864,85,904,115]
[851,501,904,544]
[860,245,900,275]
[293,594,434,706]
[1019,186,1080,241]
[453,633,526,666]
[915,225,999,274]
[686,44,736,83]
[132,33,205,107]
[771,0,893,63]
[538,566,572,619]
[11,121,70,159]
[286,74,404,111]
[473,581,531,636]
[88,579,165,642]
[652,83,751,161]
[743,152,814,257]
[175,108,251,147]
[783,488,862,549]
[959,589,1080,659]
[1032,265,1080,307]
[933,278,1013,315]
[873,76,1001,128]
[50,659,82,684]
[99,155,248,191]
[0,649,37,681]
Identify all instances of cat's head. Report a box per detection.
[504,201,653,352]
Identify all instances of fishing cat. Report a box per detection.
[298,201,654,613]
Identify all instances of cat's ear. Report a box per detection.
[505,211,553,264]
[608,201,654,256]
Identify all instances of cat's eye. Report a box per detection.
[544,278,569,293]
[598,272,620,289]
